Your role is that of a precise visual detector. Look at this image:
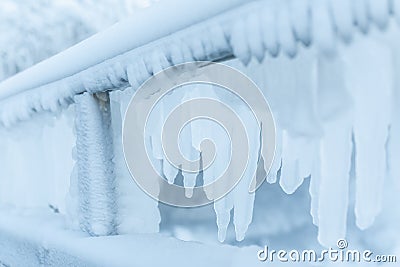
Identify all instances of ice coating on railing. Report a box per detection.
[3,0,400,129]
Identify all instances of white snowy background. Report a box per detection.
[0,0,400,266]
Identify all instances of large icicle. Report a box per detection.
[316,53,353,247]
[211,85,260,242]
[232,103,260,241]
[345,37,392,230]
[74,92,116,236]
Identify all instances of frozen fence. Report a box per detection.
[0,0,400,253]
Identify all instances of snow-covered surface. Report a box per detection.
[0,207,265,267]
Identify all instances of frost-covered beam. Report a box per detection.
[73,92,116,236]
[2,0,400,128]
[0,0,249,100]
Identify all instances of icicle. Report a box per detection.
[329,0,354,42]
[163,158,179,185]
[167,43,185,66]
[230,19,251,65]
[266,125,281,184]
[316,54,353,247]
[351,0,370,33]
[126,64,141,90]
[312,0,337,55]
[200,28,217,61]
[232,104,260,241]
[258,49,318,193]
[214,196,233,242]
[180,89,200,198]
[190,86,229,200]
[245,13,264,63]
[345,38,392,230]
[279,133,318,194]
[209,129,232,241]
[261,2,280,57]
[206,116,234,242]
[148,101,164,160]
[161,94,180,184]
[279,131,301,194]
[135,58,153,85]
[368,0,390,29]
[309,153,321,226]
[277,1,297,57]
[289,0,311,46]
[187,85,232,240]
[148,49,171,75]
[187,33,206,61]
[208,23,230,55]
[317,115,353,247]
[179,41,195,62]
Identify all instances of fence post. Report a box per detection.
[74,92,116,236]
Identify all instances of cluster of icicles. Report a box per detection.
[117,39,400,248]
[116,1,400,246]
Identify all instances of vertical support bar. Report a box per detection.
[74,92,116,236]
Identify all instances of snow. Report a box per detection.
[0,207,267,267]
